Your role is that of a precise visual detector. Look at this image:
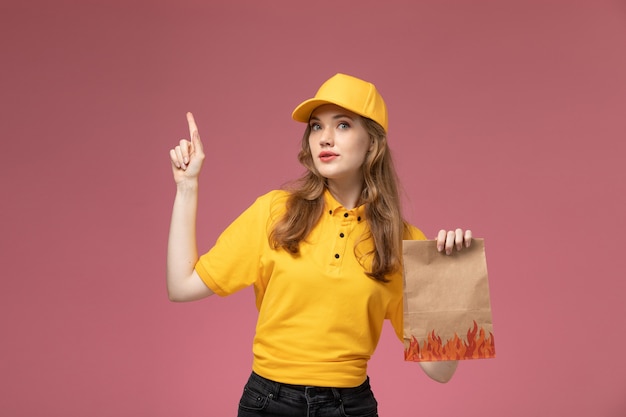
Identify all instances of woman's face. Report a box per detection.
[308,104,373,186]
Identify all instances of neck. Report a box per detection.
[326,179,363,209]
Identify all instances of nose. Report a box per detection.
[319,127,334,147]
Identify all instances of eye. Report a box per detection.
[310,122,321,131]
[338,122,350,129]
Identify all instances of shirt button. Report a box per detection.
[334,254,340,259]
[344,213,349,218]
[339,233,345,238]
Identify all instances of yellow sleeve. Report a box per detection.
[194,190,287,297]
[404,223,427,241]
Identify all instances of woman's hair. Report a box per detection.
[269,117,408,282]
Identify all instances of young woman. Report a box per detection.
[167,73,472,417]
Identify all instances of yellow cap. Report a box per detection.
[292,73,388,132]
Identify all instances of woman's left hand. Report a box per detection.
[436,229,472,255]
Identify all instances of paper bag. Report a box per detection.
[402,238,495,362]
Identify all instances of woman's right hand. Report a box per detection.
[166,111,214,302]
[169,112,205,184]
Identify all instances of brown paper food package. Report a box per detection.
[402,239,495,362]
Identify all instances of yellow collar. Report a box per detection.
[323,189,366,219]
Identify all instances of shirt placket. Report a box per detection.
[329,208,355,269]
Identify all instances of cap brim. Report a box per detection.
[291,99,338,123]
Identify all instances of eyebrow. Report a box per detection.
[309,114,355,121]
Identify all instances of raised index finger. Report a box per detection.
[187,112,199,138]
[186,111,203,151]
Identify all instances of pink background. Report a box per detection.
[2,0,625,415]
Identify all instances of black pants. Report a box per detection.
[237,372,379,417]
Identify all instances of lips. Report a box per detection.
[319,151,338,162]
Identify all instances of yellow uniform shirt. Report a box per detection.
[195,189,425,387]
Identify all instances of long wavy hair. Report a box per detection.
[269,117,409,282]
